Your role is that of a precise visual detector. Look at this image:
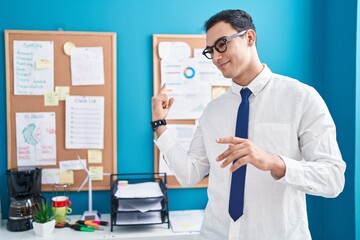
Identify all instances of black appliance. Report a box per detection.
[6,167,44,232]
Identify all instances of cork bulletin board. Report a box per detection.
[5,30,117,191]
[152,34,209,189]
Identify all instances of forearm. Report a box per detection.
[154,128,209,186]
[278,156,346,197]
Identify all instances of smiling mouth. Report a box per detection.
[217,60,229,69]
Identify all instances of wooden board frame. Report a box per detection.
[152,34,208,189]
[5,30,117,191]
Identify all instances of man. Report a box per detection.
[151,9,346,240]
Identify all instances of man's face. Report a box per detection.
[206,21,250,80]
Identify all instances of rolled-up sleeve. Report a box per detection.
[278,87,346,197]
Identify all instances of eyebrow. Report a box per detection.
[206,36,227,48]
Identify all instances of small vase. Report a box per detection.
[33,219,55,237]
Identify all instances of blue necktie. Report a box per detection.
[229,87,252,221]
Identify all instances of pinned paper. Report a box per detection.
[59,159,86,171]
[89,166,103,181]
[55,86,70,101]
[88,149,102,163]
[35,59,51,69]
[42,168,60,184]
[60,170,74,184]
[44,92,59,106]
[158,42,191,59]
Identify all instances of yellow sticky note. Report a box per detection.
[35,59,51,69]
[44,92,59,106]
[55,86,70,101]
[89,166,103,181]
[88,149,102,163]
[59,170,74,184]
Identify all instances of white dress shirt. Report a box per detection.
[154,65,346,240]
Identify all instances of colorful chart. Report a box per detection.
[183,67,195,79]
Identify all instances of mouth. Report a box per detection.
[217,60,230,70]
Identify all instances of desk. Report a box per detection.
[0,213,201,240]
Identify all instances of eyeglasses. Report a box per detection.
[202,30,248,59]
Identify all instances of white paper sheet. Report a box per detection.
[16,112,56,166]
[169,210,204,232]
[13,41,54,95]
[41,168,60,184]
[59,159,87,171]
[158,41,191,59]
[116,212,162,225]
[70,47,105,86]
[65,96,104,149]
[117,198,162,212]
[160,58,211,119]
[115,182,163,199]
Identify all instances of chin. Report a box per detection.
[221,71,233,79]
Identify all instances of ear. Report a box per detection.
[246,29,256,47]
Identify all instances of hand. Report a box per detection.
[151,83,174,121]
[216,137,285,179]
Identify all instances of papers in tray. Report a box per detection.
[169,210,204,232]
[115,182,163,199]
[116,211,163,225]
[117,198,162,212]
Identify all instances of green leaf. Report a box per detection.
[32,201,53,223]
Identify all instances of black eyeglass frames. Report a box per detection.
[202,30,248,60]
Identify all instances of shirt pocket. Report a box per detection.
[253,123,291,156]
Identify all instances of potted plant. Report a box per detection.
[32,201,55,237]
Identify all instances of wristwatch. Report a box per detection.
[151,119,167,132]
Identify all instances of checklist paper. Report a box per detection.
[65,96,104,149]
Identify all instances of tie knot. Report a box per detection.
[240,88,252,100]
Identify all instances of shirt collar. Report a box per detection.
[230,64,272,96]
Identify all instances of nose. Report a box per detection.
[212,50,222,64]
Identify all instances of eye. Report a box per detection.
[216,39,226,50]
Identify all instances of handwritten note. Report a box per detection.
[44,92,59,106]
[42,168,60,184]
[65,96,104,149]
[70,47,105,86]
[16,112,56,166]
[13,41,54,95]
[60,170,74,184]
[88,149,102,163]
[55,86,70,101]
[89,166,104,181]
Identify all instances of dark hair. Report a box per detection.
[204,9,256,33]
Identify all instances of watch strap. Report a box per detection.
[151,119,167,132]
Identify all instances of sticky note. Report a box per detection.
[60,170,74,184]
[55,86,70,101]
[89,166,103,181]
[88,149,102,163]
[44,92,59,106]
[35,59,51,69]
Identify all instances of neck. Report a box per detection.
[233,56,263,86]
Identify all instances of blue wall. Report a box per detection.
[0,1,357,239]
[321,1,357,240]
[356,0,360,239]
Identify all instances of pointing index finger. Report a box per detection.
[216,137,245,144]
[159,83,173,94]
